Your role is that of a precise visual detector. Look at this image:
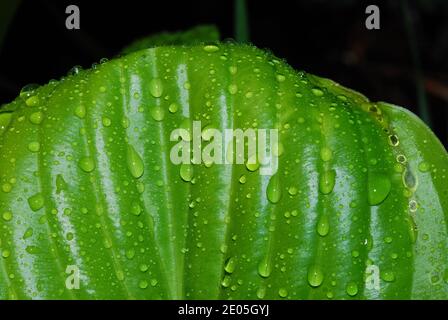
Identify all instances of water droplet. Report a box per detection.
[256,286,266,299]
[239,175,247,184]
[68,65,83,76]
[29,111,44,125]
[131,202,142,216]
[229,66,237,75]
[180,164,193,182]
[2,249,10,258]
[149,78,163,98]
[381,270,396,282]
[25,96,39,107]
[2,183,12,193]
[168,103,179,113]
[79,156,95,173]
[267,174,282,204]
[311,88,324,96]
[278,288,288,298]
[320,147,333,162]
[102,117,112,127]
[126,248,135,260]
[367,172,391,205]
[258,256,272,278]
[319,169,336,194]
[388,135,399,146]
[245,154,259,172]
[228,84,238,95]
[0,112,12,134]
[23,227,33,239]
[418,161,430,172]
[139,280,148,289]
[288,186,298,196]
[27,141,40,153]
[307,265,324,287]
[224,257,237,274]
[139,264,149,272]
[150,106,165,121]
[276,74,286,82]
[396,154,407,164]
[402,167,417,190]
[2,211,12,221]
[317,215,329,236]
[74,105,86,119]
[346,282,358,296]
[126,145,144,178]
[203,44,219,52]
[409,200,418,212]
[28,193,44,212]
[20,84,39,99]
[221,275,231,288]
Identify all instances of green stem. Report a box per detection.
[401,0,432,128]
[234,0,250,43]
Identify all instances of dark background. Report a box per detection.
[1,0,447,147]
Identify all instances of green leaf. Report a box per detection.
[0,43,447,299]
[121,25,220,54]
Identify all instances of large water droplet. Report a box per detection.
[381,270,396,282]
[2,211,12,222]
[25,96,39,107]
[127,145,144,179]
[267,174,282,204]
[74,105,86,119]
[224,257,237,274]
[169,103,179,113]
[27,141,40,153]
[258,256,272,278]
[23,227,33,239]
[149,78,163,98]
[203,44,219,52]
[228,84,238,95]
[29,111,44,124]
[319,169,336,194]
[256,286,266,299]
[180,164,193,182]
[20,84,39,99]
[150,106,165,121]
[245,154,260,172]
[79,157,95,173]
[317,215,329,236]
[367,172,391,206]
[307,265,324,287]
[68,65,83,76]
[418,161,430,173]
[28,193,44,212]
[320,147,333,162]
[278,288,288,298]
[346,281,358,296]
[402,167,417,190]
[0,112,12,134]
[311,88,324,96]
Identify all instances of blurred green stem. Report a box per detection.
[235,0,249,42]
[401,0,432,127]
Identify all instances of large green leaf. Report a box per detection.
[0,44,447,299]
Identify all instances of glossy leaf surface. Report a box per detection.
[0,44,447,299]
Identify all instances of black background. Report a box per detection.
[1,0,447,147]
